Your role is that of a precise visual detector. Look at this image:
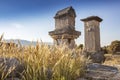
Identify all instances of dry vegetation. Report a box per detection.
[0,35,87,80]
[104,54,120,70]
[102,40,120,70]
[0,33,119,80]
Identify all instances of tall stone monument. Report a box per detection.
[81,16,105,63]
[49,6,81,48]
[81,16,102,52]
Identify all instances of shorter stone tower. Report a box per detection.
[81,16,105,63]
[81,16,102,52]
[49,6,81,48]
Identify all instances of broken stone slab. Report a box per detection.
[87,63,118,72]
[85,63,120,80]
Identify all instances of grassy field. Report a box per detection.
[0,34,119,80]
[0,40,87,80]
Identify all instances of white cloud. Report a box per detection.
[11,23,24,29]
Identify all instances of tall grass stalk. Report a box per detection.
[0,36,87,80]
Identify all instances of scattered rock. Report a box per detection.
[83,51,105,63]
[0,57,24,79]
[85,63,120,80]
[91,51,105,63]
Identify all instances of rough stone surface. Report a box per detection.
[90,51,105,63]
[111,72,120,80]
[84,51,105,63]
[81,16,105,63]
[85,63,120,80]
[49,6,81,49]
[0,57,24,79]
[81,16,102,52]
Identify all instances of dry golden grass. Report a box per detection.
[104,54,120,70]
[0,37,87,80]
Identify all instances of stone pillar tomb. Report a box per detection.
[49,6,81,48]
[81,16,105,63]
[81,16,102,52]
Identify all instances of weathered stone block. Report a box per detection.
[83,51,105,63]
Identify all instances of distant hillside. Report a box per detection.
[5,39,53,46]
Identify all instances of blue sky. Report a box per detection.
[0,0,120,46]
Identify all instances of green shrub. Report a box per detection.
[109,40,120,54]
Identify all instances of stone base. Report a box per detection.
[83,51,105,63]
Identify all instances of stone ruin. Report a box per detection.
[81,16,105,63]
[0,6,119,80]
[49,6,81,49]
[49,6,105,63]
[49,7,120,80]
[81,16,102,52]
